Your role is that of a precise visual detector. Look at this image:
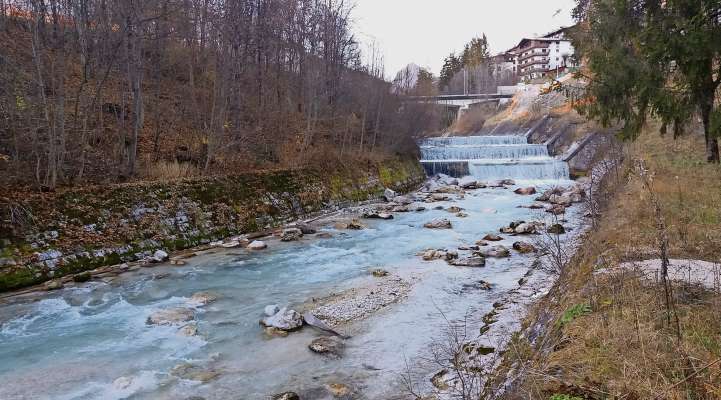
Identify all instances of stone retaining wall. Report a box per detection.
[0,158,426,292]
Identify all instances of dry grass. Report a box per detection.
[142,160,200,181]
[503,123,721,400]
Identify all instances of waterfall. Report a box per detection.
[420,135,569,180]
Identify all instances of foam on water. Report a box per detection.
[419,134,570,181]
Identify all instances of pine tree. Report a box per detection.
[439,53,462,91]
[460,34,489,67]
[573,0,721,162]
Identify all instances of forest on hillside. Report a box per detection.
[0,0,440,191]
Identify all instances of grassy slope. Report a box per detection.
[503,123,721,399]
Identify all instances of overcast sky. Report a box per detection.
[352,0,577,78]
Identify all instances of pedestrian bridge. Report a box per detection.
[405,93,515,120]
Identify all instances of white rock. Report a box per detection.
[383,188,397,202]
[260,307,303,331]
[248,241,267,250]
[152,250,169,262]
[221,240,241,248]
[264,304,280,317]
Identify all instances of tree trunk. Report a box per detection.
[701,102,720,163]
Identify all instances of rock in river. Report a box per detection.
[281,228,303,242]
[448,256,486,267]
[424,218,452,229]
[483,234,503,242]
[514,187,537,195]
[480,245,511,258]
[371,269,389,277]
[151,250,169,263]
[309,336,344,357]
[260,307,303,332]
[347,219,366,230]
[248,240,268,250]
[383,188,397,201]
[188,292,218,307]
[514,222,538,234]
[296,223,317,234]
[272,393,300,400]
[147,308,195,326]
[547,224,566,234]
[513,241,536,254]
[363,212,394,220]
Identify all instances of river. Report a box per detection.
[0,134,581,400]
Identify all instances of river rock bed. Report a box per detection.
[305,274,415,326]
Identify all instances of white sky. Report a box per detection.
[352,0,577,78]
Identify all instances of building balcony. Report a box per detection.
[518,46,550,60]
[520,58,549,67]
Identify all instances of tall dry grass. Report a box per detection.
[500,122,721,399]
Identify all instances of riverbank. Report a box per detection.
[488,124,721,399]
[0,170,588,399]
[0,158,425,293]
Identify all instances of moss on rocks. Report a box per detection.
[0,157,426,293]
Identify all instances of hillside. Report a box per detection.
[0,5,438,192]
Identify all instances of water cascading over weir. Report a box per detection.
[419,135,570,180]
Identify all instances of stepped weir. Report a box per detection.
[419,135,569,180]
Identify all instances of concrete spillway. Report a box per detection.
[420,135,569,180]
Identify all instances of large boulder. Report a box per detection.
[514,187,537,195]
[363,212,394,220]
[547,224,566,234]
[549,194,573,206]
[546,204,566,215]
[248,240,268,250]
[514,223,537,235]
[147,308,195,326]
[296,223,317,235]
[480,246,511,258]
[260,307,304,332]
[281,228,303,242]
[151,250,169,263]
[347,219,366,230]
[383,188,397,202]
[309,336,345,357]
[513,241,536,254]
[393,195,414,205]
[421,249,445,261]
[430,193,450,202]
[424,219,452,229]
[448,256,486,267]
[483,234,503,242]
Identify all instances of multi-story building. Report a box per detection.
[509,27,578,82]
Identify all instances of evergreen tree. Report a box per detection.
[573,0,721,162]
[460,34,490,67]
[414,68,436,96]
[439,53,462,90]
